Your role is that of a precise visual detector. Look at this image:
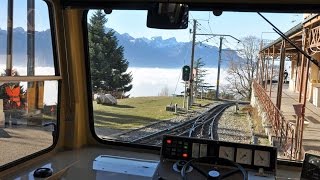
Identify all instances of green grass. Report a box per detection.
[93,96,182,129]
[93,96,215,130]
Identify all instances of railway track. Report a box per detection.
[110,104,218,142]
[188,103,234,139]
[131,102,234,145]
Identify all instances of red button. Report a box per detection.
[166,139,172,144]
[182,153,188,158]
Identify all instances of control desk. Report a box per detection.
[3,135,319,180]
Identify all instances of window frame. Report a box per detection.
[0,0,61,171]
[83,10,161,152]
[83,10,306,166]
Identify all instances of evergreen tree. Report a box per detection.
[88,10,132,97]
[194,58,208,98]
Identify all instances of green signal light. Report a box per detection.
[182,65,191,81]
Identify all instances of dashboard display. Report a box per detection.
[161,135,277,172]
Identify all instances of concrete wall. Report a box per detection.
[250,85,274,145]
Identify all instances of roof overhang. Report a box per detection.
[260,23,303,54]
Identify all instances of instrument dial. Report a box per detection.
[219,146,235,161]
[254,150,270,167]
[236,148,252,165]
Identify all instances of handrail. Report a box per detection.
[253,81,296,160]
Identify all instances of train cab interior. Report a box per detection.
[1,0,320,179]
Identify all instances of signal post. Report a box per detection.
[182,65,191,110]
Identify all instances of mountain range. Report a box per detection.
[0,27,238,68]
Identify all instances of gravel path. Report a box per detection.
[0,126,52,166]
[214,105,252,144]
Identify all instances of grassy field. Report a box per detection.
[93,96,213,130]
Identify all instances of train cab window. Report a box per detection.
[0,0,59,167]
[86,9,320,162]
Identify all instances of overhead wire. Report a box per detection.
[171,21,193,100]
[208,12,215,35]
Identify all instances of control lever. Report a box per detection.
[43,122,57,139]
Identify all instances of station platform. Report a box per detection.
[267,84,320,156]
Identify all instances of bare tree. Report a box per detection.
[226,36,260,100]
[220,85,235,100]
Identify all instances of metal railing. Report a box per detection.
[253,81,296,159]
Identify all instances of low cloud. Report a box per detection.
[128,67,227,97]
[0,65,227,104]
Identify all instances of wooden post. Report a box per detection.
[298,29,310,160]
[27,0,44,124]
[295,29,308,159]
[269,45,275,97]
[276,40,286,110]
[6,0,13,76]
[265,48,270,89]
[27,0,36,114]
[295,53,300,92]
[299,56,306,102]
[261,52,265,86]
[298,59,310,160]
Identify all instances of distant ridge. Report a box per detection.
[0,27,239,68]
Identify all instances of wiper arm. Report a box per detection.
[257,12,320,68]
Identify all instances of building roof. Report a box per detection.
[261,23,302,51]
[261,14,319,52]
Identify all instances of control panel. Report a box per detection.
[161,135,277,173]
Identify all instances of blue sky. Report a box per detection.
[0,0,50,31]
[101,11,302,42]
[88,10,302,48]
[0,1,302,47]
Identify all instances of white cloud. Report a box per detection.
[0,64,57,105]
[0,64,228,103]
[128,67,227,97]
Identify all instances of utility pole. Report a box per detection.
[215,37,223,99]
[188,19,197,109]
[183,81,186,108]
[196,33,240,100]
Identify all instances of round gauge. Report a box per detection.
[254,150,270,167]
[219,146,235,161]
[236,148,252,165]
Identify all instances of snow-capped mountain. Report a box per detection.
[0,27,238,68]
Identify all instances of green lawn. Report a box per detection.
[93,96,214,130]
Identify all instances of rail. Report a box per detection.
[131,103,232,145]
[253,81,296,159]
